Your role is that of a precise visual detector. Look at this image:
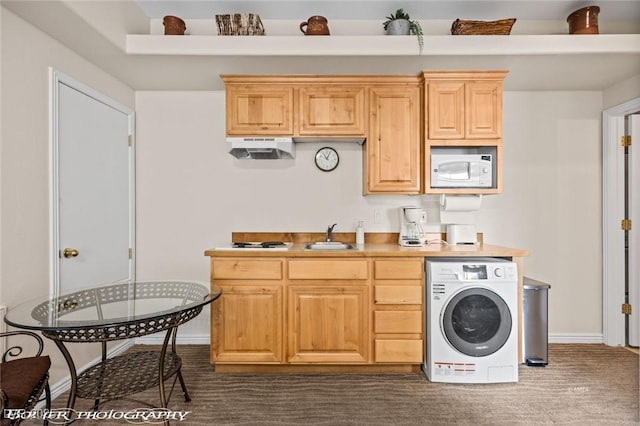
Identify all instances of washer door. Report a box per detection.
[441,287,512,357]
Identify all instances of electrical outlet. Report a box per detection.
[374,210,383,224]
[420,211,427,224]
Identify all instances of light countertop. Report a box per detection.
[205,232,528,258]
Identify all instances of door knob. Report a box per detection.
[62,248,79,258]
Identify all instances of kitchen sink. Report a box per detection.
[304,242,356,251]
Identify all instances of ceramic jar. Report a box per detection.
[163,15,186,35]
[567,6,600,34]
[300,16,330,35]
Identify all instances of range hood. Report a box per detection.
[227,136,366,159]
[227,137,295,159]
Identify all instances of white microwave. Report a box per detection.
[431,154,493,188]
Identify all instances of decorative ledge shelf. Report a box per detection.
[126,34,640,56]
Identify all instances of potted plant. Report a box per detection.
[383,8,424,52]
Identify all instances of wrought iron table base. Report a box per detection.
[49,325,191,425]
[5,281,221,426]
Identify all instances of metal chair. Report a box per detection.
[0,330,51,425]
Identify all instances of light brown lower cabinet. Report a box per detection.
[372,258,424,363]
[210,257,424,368]
[375,339,423,363]
[287,258,370,364]
[287,285,369,363]
[210,258,285,364]
[211,284,284,363]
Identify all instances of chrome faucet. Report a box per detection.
[326,223,337,242]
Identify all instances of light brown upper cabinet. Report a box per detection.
[224,83,294,136]
[426,81,465,140]
[222,72,507,195]
[426,75,504,140]
[365,82,422,194]
[222,75,367,137]
[298,86,367,136]
[423,70,508,195]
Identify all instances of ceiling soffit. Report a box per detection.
[2,0,639,91]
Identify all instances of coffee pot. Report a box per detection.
[300,16,330,35]
[398,206,427,247]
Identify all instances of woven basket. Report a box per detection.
[451,18,516,35]
[215,14,265,36]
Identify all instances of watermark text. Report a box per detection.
[3,408,191,424]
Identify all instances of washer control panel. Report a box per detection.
[428,258,518,282]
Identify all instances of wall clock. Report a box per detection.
[314,147,339,172]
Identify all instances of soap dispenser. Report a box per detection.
[356,221,365,245]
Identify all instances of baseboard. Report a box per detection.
[125,334,608,346]
[548,333,604,344]
[137,334,604,346]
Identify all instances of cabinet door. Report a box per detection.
[365,86,421,194]
[212,284,283,363]
[427,81,465,139]
[288,285,369,363]
[465,81,502,139]
[225,85,294,135]
[298,86,366,136]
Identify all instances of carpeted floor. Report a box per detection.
[50,344,638,425]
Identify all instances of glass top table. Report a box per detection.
[5,281,222,424]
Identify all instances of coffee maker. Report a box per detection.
[398,206,427,247]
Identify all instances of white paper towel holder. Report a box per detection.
[440,194,482,245]
[439,194,483,211]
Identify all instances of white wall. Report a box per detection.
[0,8,135,384]
[603,74,640,109]
[485,92,603,338]
[135,89,603,341]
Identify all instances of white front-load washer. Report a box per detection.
[423,258,519,383]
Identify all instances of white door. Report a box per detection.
[629,114,640,346]
[602,98,640,347]
[50,69,135,295]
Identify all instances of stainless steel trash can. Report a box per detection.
[523,277,551,366]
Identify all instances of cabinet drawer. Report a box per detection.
[212,259,283,280]
[375,339,423,363]
[374,259,423,280]
[375,286,422,305]
[288,260,368,280]
[374,311,422,333]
